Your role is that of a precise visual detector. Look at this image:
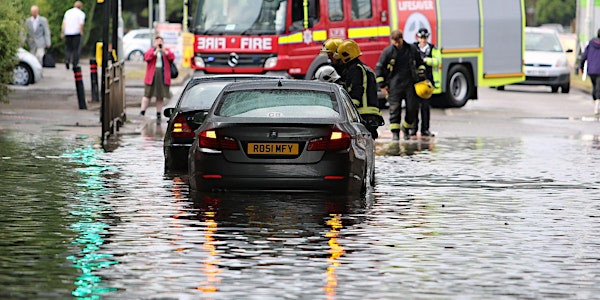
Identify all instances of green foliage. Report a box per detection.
[535,0,576,26]
[0,0,23,103]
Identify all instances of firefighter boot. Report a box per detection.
[392,130,400,141]
[401,125,410,140]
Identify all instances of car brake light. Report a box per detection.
[170,115,194,138]
[307,129,351,151]
[199,130,239,150]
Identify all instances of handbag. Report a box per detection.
[42,52,55,68]
[170,61,178,79]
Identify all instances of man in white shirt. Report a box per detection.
[61,1,85,69]
[25,5,51,64]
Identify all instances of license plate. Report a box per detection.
[526,69,548,76]
[247,143,299,155]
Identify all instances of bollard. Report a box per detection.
[90,59,99,102]
[73,66,87,110]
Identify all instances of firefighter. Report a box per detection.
[376,29,426,140]
[320,38,344,75]
[334,39,384,139]
[412,28,436,137]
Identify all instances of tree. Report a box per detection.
[0,0,23,103]
[535,0,576,26]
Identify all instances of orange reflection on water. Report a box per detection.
[324,213,345,299]
[197,210,221,294]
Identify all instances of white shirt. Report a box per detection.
[32,16,39,32]
[62,7,85,35]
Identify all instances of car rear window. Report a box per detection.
[216,89,340,118]
[179,82,231,110]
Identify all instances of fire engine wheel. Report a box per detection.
[444,65,473,108]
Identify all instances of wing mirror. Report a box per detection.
[193,111,208,124]
[163,107,175,118]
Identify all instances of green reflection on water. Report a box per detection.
[62,147,118,299]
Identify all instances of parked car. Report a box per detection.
[13,48,42,86]
[188,79,376,194]
[502,26,572,93]
[123,28,152,62]
[163,74,286,172]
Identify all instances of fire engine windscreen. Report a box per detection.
[193,0,287,35]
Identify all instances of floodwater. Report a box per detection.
[1,122,600,299]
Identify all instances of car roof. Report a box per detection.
[220,79,339,93]
[189,74,285,82]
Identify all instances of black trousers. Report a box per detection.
[590,74,600,100]
[65,34,81,67]
[414,98,431,132]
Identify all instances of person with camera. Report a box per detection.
[140,35,175,122]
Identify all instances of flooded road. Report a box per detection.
[2,108,600,299]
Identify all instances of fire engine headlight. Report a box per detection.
[194,56,205,68]
[264,57,278,69]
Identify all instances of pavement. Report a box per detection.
[2,59,193,140]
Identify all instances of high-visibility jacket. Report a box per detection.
[340,58,382,117]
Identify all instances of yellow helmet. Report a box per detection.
[334,40,362,64]
[320,38,343,54]
[414,80,434,99]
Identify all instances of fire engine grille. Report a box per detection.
[200,53,273,68]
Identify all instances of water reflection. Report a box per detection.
[3,129,600,299]
[62,146,118,298]
[376,138,435,156]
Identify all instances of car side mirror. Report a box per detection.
[193,111,208,124]
[163,107,175,118]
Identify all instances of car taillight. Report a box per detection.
[307,129,351,151]
[170,115,194,138]
[198,130,239,150]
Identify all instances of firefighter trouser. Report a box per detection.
[388,81,419,131]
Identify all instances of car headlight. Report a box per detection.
[264,57,278,69]
[194,56,205,68]
[556,57,568,68]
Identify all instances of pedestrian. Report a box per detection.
[61,1,85,69]
[25,5,51,64]
[334,39,384,139]
[580,28,600,115]
[412,28,436,137]
[140,35,175,122]
[375,29,426,140]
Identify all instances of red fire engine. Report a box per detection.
[189,0,524,107]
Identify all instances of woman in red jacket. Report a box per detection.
[140,35,175,121]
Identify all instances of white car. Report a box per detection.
[123,28,153,62]
[514,26,572,93]
[13,48,42,86]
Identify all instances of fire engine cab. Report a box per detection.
[190,0,525,107]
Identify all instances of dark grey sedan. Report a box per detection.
[163,75,284,172]
[188,79,376,194]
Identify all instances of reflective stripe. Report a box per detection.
[402,120,414,128]
[376,76,385,83]
[279,33,304,44]
[390,123,401,130]
[313,30,327,41]
[357,106,382,116]
[358,64,369,108]
[348,26,390,39]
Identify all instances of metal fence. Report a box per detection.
[101,61,126,147]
